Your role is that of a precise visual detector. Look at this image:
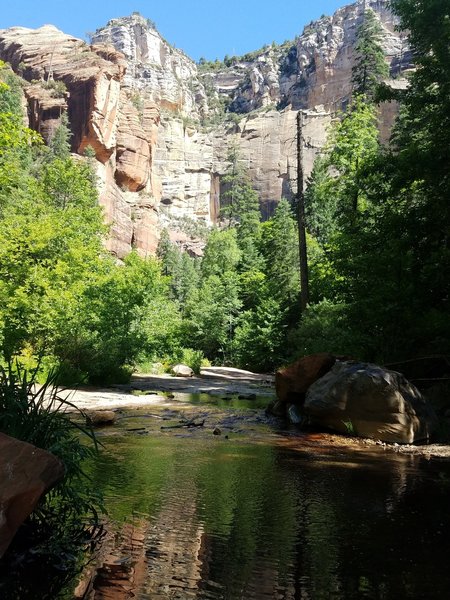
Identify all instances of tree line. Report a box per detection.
[0,0,448,383]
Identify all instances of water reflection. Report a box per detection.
[87,430,450,600]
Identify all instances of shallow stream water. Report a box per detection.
[3,390,450,599]
[81,393,450,600]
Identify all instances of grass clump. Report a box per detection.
[0,364,104,599]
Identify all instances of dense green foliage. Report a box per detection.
[2,2,449,595]
[302,0,450,361]
[0,66,181,383]
[1,0,449,379]
[0,366,103,597]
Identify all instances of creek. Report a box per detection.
[75,389,450,600]
[3,376,450,600]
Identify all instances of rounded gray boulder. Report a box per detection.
[304,361,438,444]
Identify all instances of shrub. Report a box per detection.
[41,79,67,98]
[286,299,364,360]
[178,348,210,374]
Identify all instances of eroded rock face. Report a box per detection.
[155,116,215,223]
[91,14,207,119]
[304,361,439,444]
[0,0,410,256]
[24,83,68,144]
[216,0,410,113]
[0,24,165,258]
[0,25,126,160]
[0,433,65,558]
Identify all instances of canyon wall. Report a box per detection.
[0,0,409,257]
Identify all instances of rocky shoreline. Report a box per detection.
[61,366,450,460]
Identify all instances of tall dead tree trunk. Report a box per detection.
[296,110,309,312]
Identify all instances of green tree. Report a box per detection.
[233,297,287,372]
[171,252,200,310]
[352,7,389,101]
[0,61,24,114]
[62,252,174,383]
[304,156,339,245]
[0,159,106,363]
[221,146,263,272]
[183,229,242,362]
[185,272,242,363]
[201,228,241,277]
[357,0,450,357]
[156,228,180,277]
[48,113,72,158]
[0,71,41,195]
[260,198,299,309]
[305,97,379,228]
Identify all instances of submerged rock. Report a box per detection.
[87,410,117,426]
[0,433,64,557]
[287,404,303,425]
[304,361,438,444]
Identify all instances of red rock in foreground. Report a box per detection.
[0,432,64,557]
[275,353,337,406]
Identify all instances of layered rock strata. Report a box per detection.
[0,0,409,256]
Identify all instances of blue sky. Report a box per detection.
[1,0,347,61]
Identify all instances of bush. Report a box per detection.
[41,79,67,98]
[177,348,210,374]
[0,364,101,516]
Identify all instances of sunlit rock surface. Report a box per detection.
[304,361,439,444]
[0,0,410,255]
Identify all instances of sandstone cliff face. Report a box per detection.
[91,15,208,118]
[0,0,409,256]
[0,24,162,258]
[206,0,410,113]
[89,0,408,225]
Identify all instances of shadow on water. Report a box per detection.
[175,391,272,410]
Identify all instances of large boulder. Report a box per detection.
[0,433,65,557]
[275,353,338,405]
[171,364,194,377]
[304,361,439,444]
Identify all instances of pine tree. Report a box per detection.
[49,113,72,158]
[260,198,299,308]
[352,7,389,101]
[156,228,180,277]
[221,145,263,272]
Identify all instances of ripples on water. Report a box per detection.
[86,418,450,600]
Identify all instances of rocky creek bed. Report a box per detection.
[65,369,450,600]
[67,367,450,460]
[4,366,450,599]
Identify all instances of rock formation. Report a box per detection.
[275,353,338,406]
[304,361,438,444]
[0,0,410,256]
[0,432,64,557]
